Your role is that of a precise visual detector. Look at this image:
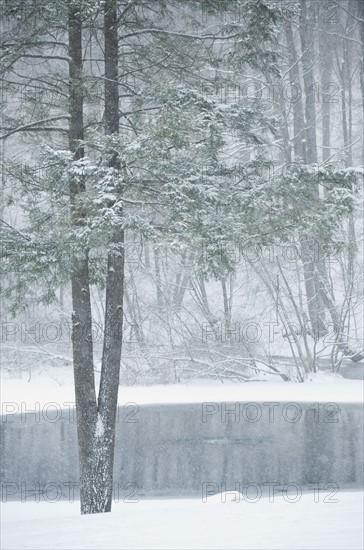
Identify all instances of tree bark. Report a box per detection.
[285,8,325,340]
[358,0,364,164]
[68,3,99,515]
[298,0,327,339]
[319,2,335,163]
[285,21,306,161]
[94,0,125,514]
[69,0,125,515]
[299,0,318,164]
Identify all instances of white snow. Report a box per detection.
[1,370,362,549]
[1,490,363,549]
[1,368,363,411]
[95,414,104,437]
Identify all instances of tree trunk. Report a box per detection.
[285,21,306,161]
[94,0,125,514]
[221,275,234,342]
[154,245,165,308]
[285,10,325,339]
[68,4,99,515]
[358,0,364,164]
[270,74,292,163]
[299,0,318,164]
[298,0,327,339]
[70,0,124,515]
[173,251,193,310]
[319,2,335,164]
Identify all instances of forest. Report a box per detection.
[1,0,363,383]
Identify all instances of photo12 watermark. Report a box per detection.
[201,320,343,345]
[1,481,141,503]
[1,401,140,424]
[201,401,340,423]
[201,481,340,503]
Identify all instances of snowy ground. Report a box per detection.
[1,367,363,409]
[2,369,363,549]
[1,490,363,549]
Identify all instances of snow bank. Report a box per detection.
[1,369,363,409]
[1,490,363,549]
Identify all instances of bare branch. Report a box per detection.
[0,116,70,140]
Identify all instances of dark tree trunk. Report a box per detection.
[95,0,125,513]
[68,4,99,515]
[69,0,125,515]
